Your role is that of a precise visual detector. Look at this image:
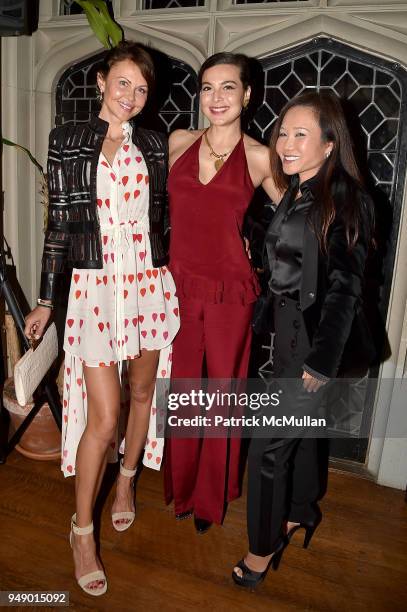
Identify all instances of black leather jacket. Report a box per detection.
[40,115,169,302]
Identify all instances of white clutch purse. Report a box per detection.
[14,323,59,406]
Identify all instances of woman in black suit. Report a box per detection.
[233,91,375,587]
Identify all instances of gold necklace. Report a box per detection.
[204,130,235,172]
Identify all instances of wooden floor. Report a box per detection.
[0,451,406,612]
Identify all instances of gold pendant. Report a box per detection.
[214,158,224,172]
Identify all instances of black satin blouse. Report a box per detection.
[266,174,317,300]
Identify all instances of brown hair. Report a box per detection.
[98,41,155,96]
[270,90,364,250]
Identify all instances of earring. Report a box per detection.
[96,87,104,103]
[242,98,249,110]
[325,151,331,159]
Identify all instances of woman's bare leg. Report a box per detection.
[72,364,120,590]
[111,350,159,527]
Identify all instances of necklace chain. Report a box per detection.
[204,129,236,172]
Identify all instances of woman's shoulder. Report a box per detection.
[169,129,202,148]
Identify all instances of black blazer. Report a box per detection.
[266,171,375,380]
[40,115,169,302]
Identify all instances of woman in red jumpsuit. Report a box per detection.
[164,52,281,532]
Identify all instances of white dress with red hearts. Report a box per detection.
[60,121,179,477]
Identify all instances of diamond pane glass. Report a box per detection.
[143,0,204,8]
[248,39,406,461]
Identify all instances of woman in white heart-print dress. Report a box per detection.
[24,42,179,597]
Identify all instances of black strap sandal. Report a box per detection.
[232,548,284,589]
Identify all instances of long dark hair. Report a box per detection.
[270,91,365,250]
[197,52,251,91]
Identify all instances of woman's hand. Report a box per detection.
[244,237,251,260]
[24,306,52,340]
[302,370,326,393]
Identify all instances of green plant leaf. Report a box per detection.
[2,137,44,176]
[74,0,123,49]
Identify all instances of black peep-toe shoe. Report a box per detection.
[232,544,285,589]
[175,510,193,520]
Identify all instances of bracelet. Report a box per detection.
[37,298,54,310]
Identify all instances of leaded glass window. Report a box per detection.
[248,38,407,462]
[143,0,204,8]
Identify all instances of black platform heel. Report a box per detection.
[287,514,321,549]
[232,542,285,589]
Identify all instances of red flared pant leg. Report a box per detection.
[192,301,253,523]
[164,297,205,514]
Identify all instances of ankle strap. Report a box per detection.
[71,513,94,535]
[120,459,137,478]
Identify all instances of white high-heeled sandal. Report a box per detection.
[111,459,137,532]
[69,514,107,596]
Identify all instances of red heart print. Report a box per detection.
[96,277,102,286]
[68,336,74,345]
[152,269,158,278]
[103,276,108,285]
[66,367,71,375]
[151,329,157,337]
[160,313,166,322]
[163,331,168,340]
[136,173,143,183]
[106,322,110,330]
[74,273,80,283]
[124,157,130,166]
[125,319,129,328]
[152,441,157,449]
[147,452,152,460]
[98,322,104,332]
[110,172,116,181]
[139,315,144,323]
[123,144,129,152]
[67,465,73,473]
[161,369,167,377]
[122,176,129,186]
[141,330,147,338]
[76,378,82,386]
[75,290,81,299]
[137,272,143,281]
[80,319,83,328]
[150,285,155,293]
[140,288,146,296]
[104,254,108,263]
[128,274,134,284]
[105,198,110,208]
[134,189,140,199]
[155,457,161,465]
[146,270,152,279]
[165,292,171,300]
[173,308,179,316]
[136,156,142,163]
[124,192,130,202]
[67,319,74,327]
[97,198,103,208]
[94,306,99,315]
[103,235,108,245]
[132,317,138,326]
[139,251,145,261]
[145,176,150,185]
[152,313,158,322]
[124,290,128,299]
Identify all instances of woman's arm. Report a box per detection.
[39,127,71,302]
[25,129,71,339]
[303,195,373,381]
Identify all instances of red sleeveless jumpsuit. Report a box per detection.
[164,133,259,524]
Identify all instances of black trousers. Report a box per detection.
[247,295,325,556]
